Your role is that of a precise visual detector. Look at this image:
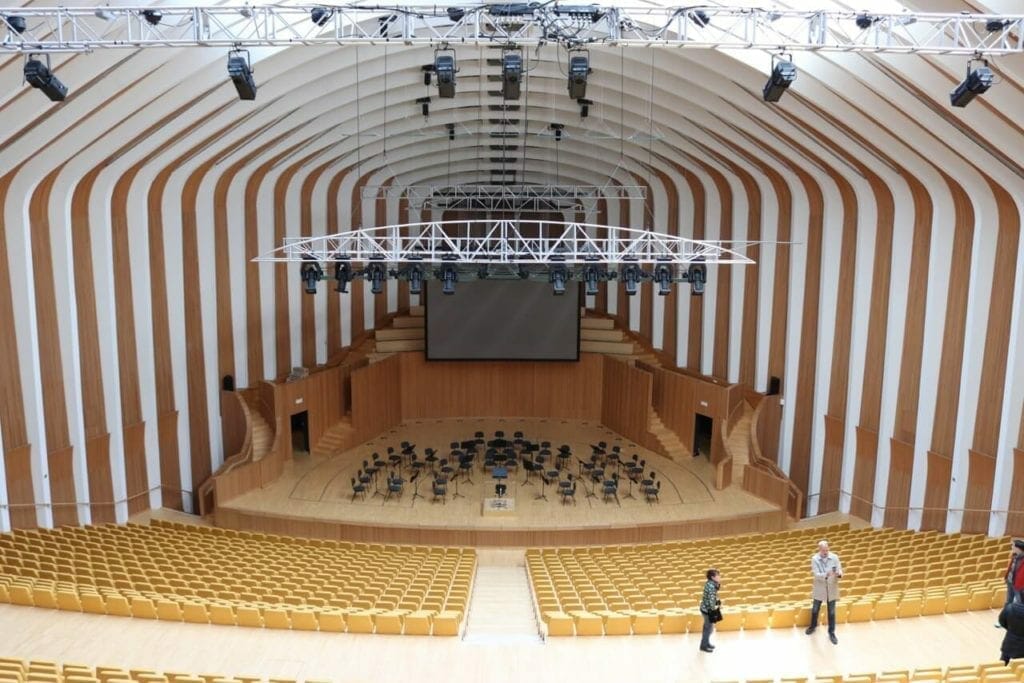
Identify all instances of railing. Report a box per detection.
[745,397,803,520]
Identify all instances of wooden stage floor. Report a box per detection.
[218,418,781,545]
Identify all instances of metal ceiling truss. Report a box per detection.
[1,6,1021,55]
[360,184,647,212]
[254,220,754,265]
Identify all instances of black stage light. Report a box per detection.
[300,259,324,294]
[578,98,592,118]
[365,263,386,295]
[986,19,1009,32]
[687,262,706,296]
[436,264,458,294]
[408,265,424,295]
[334,261,353,293]
[416,96,431,117]
[435,52,456,98]
[567,53,589,100]
[311,7,333,26]
[141,9,162,25]
[855,13,876,29]
[446,123,456,141]
[763,59,796,103]
[654,265,673,295]
[227,51,257,101]
[583,265,600,296]
[622,265,642,296]
[549,265,569,295]
[502,51,523,100]
[447,7,466,22]
[950,64,994,108]
[690,10,710,27]
[24,58,68,102]
[5,15,27,33]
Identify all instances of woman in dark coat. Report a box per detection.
[699,568,721,653]
[999,591,1024,664]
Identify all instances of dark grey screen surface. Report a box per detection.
[425,280,580,360]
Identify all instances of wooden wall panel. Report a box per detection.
[930,174,974,458]
[29,170,71,453]
[973,181,1020,456]
[818,415,844,514]
[85,434,115,523]
[922,450,952,531]
[963,450,996,534]
[1008,449,1024,537]
[681,168,705,372]
[885,437,914,529]
[325,166,354,355]
[594,198,609,315]
[0,173,28,451]
[600,357,656,455]
[157,411,182,510]
[123,422,149,515]
[4,445,35,529]
[47,446,77,527]
[350,354,402,440]
[644,363,730,459]
[399,352,603,420]
[849,427,878,521]
[212,170,237,383]
[708,169,732,381]
[110,175,143,427]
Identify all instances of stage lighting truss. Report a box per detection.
[1,7,1022,55]
[396,184,645,213]
[259,219,755,268]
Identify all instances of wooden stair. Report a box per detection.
[248,405,274,463]
[725,402,754,484]
[311,418,357,458]
[647,409,689,460]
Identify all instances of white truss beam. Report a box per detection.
[254,220,755,265]
[360,184,647,212]
[0,6,1021,55]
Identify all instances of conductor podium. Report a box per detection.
[482,497,517,517]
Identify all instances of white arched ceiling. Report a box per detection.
[0,0,1022,536]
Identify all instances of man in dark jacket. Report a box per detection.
[999,591,1024,665]
[1006,540,1024,607]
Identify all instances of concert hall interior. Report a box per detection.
[1,1,1024,682]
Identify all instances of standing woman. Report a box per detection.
[699,568,722,653]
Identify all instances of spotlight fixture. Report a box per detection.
[4,15,27,33]
[549,265,569,295]
[310,7,333,26]
[24,56,68,102]
[501,49,523,100]
[582,264,603,296]
[567,51,589,100]
[653,265,673,296]
[300,258,323,295]
[141,9,162,25]
[227,50,257,101]
[986,19,1010,32]
[239,6,254,19]
[334,261,353,293]
[446,7,466,22]
[435,49,457,98]
[855,13,877,30]
[549,122,564,142]
[622,265,643,296]
[437,264,459,295]
[578,98,592,118]
[950,59,994,108]
[416,96,431,117]
[94,8,115,21]
[689,9,710,27]
[408,265,424,295]
[763,55,796,103]
[446,123,456,141]
[365,263,386,295]
[682,259,706,296]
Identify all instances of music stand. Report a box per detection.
[409,469,424,504]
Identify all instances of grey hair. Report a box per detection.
[818,540,829,550]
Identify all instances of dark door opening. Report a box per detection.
[291,411,309,455]
[693,413,713,459]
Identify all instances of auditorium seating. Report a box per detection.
[0,520,475,636]
[527,524,1007,636]
[3,657,1024,683]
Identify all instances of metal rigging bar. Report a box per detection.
[254,220,755,265]
[0,6,1021,54]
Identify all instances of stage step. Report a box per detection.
[311,419,356,458]
[392,316,425,329]
[580,317,616,330]
[366,352,395,364]
[726,402,754,484]
[579,328,624,342]
[409,304,425,316]
[375,327,425,341]
[648,410,688,460]
[463,565,542,644]
[580,340,635,355]
[376,338,425,353]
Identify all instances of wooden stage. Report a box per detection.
[216,418,785,546]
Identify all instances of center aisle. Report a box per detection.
[462,551,542,644]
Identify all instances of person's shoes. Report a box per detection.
[996,622,1005,629]
[805,626,816,635]
[829,633,838,645]
[700,646,713,653]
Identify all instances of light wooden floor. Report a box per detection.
[0,604,1006,683]
[223,418,776,530]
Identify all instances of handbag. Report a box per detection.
[708,607,723,623]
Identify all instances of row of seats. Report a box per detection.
[3,656,1024,683]
[528,525,1008,636]
[0,521,475,636]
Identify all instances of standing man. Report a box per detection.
[1005,540,1024,608]
[805,540,842,645]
